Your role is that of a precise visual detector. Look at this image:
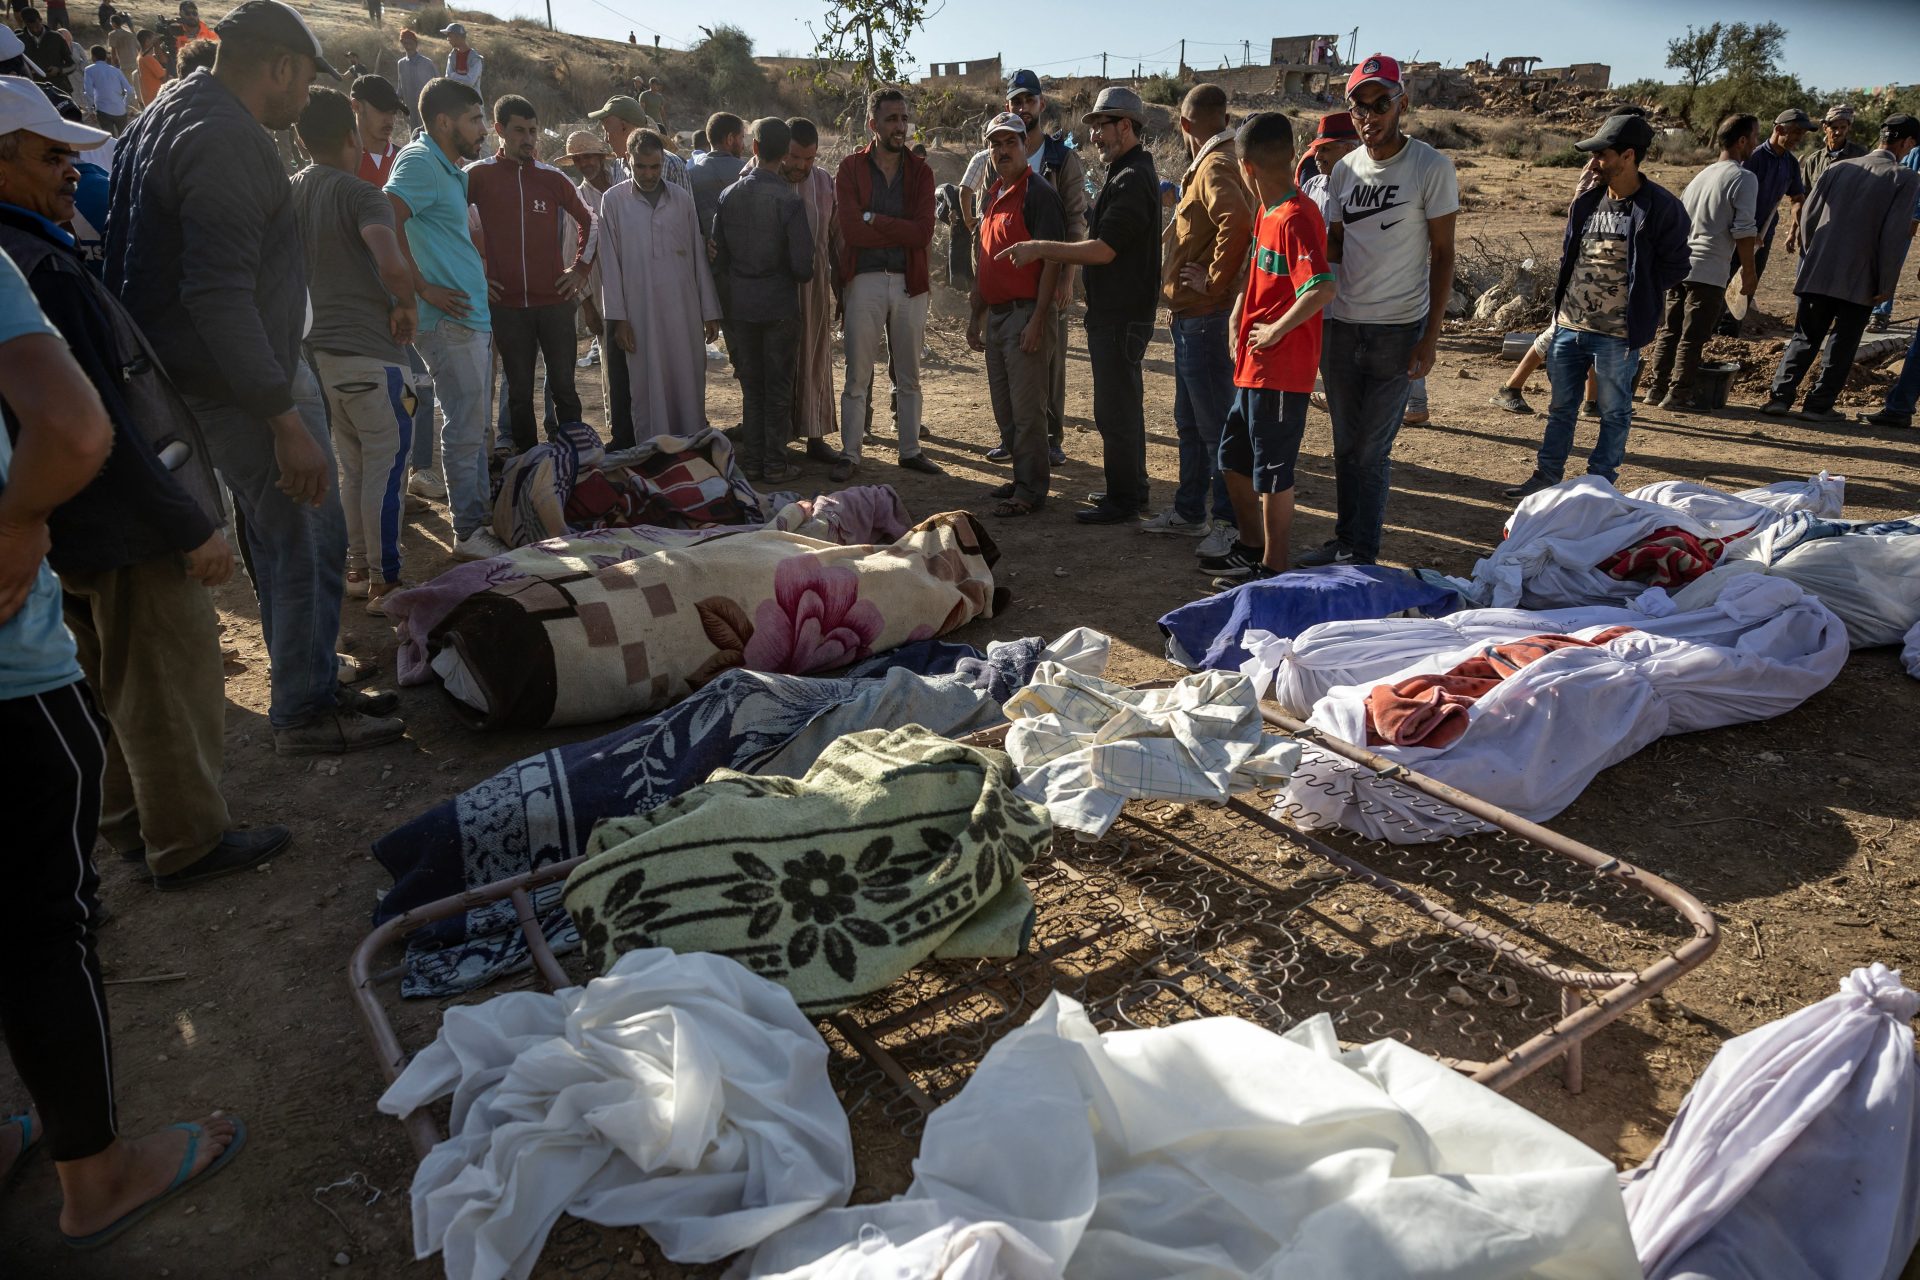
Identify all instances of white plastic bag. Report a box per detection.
[1622,964,1920,1280]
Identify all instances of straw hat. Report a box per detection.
[555,129,613,165]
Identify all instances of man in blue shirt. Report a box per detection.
[386,74,502,560]
[0,250,249,1249]
[1718,108,1809,337]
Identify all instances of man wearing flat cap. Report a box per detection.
[1715,107,1811,336]
[106,1,407,756]
[1002,85,1159,524]
[1767,113,1920,423]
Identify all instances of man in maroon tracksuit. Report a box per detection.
[465,93,593,453]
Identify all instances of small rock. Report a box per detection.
[334,1252,352,1267]
[1444,985,1478,1008]
[1053,567,1068,577]
[1756,750,1784,765]
[207,1221,226,1235]
[182,1205,196,1216]
[1455,366,1474,379]
[1733,989,1753,1004]
[157,1053,168,1062]
[1838,776,1855,787]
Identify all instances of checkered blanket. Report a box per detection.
[430,512,1004,729]
[492,425,765,548]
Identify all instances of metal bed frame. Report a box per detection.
[352,706,1719,1159]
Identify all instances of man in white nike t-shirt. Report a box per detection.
[1300,53,1457,568]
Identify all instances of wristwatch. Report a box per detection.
[863,211,874,224]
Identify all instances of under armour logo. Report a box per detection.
[533,199,548,213]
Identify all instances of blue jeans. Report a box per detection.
[186,361,346,728]
[1321,318,1422,562]
[1887,325,1920,417]
[1537,327,1639,483]
[1170,311,1234,524]
[416,321,495,539]
[406,344,437,470]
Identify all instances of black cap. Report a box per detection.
[351,73,407,114]
[214,0,339,78]
[1774,107,1814,130]
[1575,112,1655,161]
[1881,113,1920,145]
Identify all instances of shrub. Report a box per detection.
[692,23,770,114]
[1138,74,1190,108]
[1538,145,1586,168]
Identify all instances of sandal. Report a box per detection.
[62,1116,248,1251]
[2,1112,39,1185]
[993,497,1037,517]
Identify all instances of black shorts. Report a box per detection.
[1218,386,1308,493]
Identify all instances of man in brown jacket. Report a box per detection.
[1155,82,1254,551]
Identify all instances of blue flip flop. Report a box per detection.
[62,1116,248,1251]
[2,1112,38,1184]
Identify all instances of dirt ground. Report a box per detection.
[6,151,1919,1277]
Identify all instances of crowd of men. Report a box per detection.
[0,0,1918,1248]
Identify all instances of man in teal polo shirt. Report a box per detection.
[385,75,503,560]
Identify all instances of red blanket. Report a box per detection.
[1365,627,1636,749]
[1598,525,1750,588]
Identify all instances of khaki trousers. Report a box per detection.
[984,300,1053,507]
[61,554,230,875]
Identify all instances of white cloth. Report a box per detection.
[742,993,1641,1278]
[1272,574,1848,842]
[1323,136,1459,325]
[595,178,721,439]
[1246,572,1836,717]
[1672,514,1920,652]
[1003,665,1301,837]
[752,1218,1061,1280]
[378,948,854,1280]
[1458,473,1840,610]
[1622,964,1920,1280]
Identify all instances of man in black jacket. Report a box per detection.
[712,117,812,483]
[104,1,406,757]
[0,84,294,888]
[19,9,74,87]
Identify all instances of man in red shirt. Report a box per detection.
[967,111,1064,516]
[1203,112,1336,582]
[465,94,592,453]
[351,73,406,187]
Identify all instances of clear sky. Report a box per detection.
[484,0,1914,94]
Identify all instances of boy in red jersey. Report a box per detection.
[1201,112,1337,583]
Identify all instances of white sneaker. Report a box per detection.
[576,339,601,369]
[451,529,512,562]
[408,470,447,500]
[1140,511,1210,537]
[1195,525,1235,559]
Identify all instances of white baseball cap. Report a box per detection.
[984,110,1026,140]
[0,75,110,149]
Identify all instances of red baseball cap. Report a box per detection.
[1346,53,1402,99]
[1305,111,1361,153]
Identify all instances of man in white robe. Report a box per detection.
[597,129,720,442]
[776,117,842,461]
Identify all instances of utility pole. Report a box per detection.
[1242,39,1250,67]
[1179,38,1185,75]
[545,0,553,30]
[1102,52,1107,78]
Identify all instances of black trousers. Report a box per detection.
[729,315,799,474]
[1085,316,1153,510]
[602,319,634,450]
[1644,282,1726,404]
[2,680,116,1161]
[1771,292,1871,411]
[494,303,582,453]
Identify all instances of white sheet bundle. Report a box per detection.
[1455,473,1844,610]
[1622,964,1920,1280]
[740,993,1640,1278]
[1258,575,1847,842]
[1002,665,1301,837]
[378,949,855,1280]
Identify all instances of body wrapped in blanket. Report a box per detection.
[425,513,1003,729]
[1247,575,1848,842]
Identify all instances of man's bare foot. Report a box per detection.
[57,1113,238,1240]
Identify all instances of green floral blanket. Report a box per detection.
[563,726,1053,1015]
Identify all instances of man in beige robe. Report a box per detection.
[597,129,721,441]
[779,117,843,461]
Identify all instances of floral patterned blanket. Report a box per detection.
[428,512,1004,729]
[563,725,1053,1016]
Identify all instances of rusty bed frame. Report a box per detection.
[352,706,1720,1160]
